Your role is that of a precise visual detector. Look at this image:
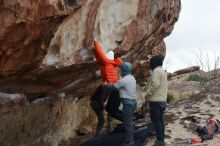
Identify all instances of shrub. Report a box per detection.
[217,80,220,87]
[167,93,175,103]
[187,74,208,82]
[167,92,186,103]
[187,48,220,92]
[187,73,219,92]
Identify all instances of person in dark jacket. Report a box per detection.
[143,55,167,146]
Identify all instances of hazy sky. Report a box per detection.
[164,0,220,72]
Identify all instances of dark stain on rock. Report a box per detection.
[65,0,77,6]
[0,0,3,8]
[57,1,64,11]
[167,14,171,21]
[162,13,167,23]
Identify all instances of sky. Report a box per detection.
[164,0,220,72]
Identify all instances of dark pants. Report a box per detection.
[90,85,110,131]
[149,102,166,142]
[91,86,121,131]
[90,100,104,131]
[105,90,122,121]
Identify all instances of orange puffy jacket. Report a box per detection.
[94,40,123,84]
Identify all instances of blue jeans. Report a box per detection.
[122,99,137,143]
[110,98,137,142]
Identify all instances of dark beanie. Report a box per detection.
[149,55,163,70]
[121,62,132,75]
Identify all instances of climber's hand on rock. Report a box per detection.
[93,39,97,46]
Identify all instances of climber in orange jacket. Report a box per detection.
[93,40,123,83]
[90,40,123,137]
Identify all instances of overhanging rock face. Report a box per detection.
[0,0,181,145]
[0,0,180,99]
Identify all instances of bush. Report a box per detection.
[187,73,218,92]
[167,93,175,103]
[217,80,220,87]
[167,92,186,103]
[187,74,208,82]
